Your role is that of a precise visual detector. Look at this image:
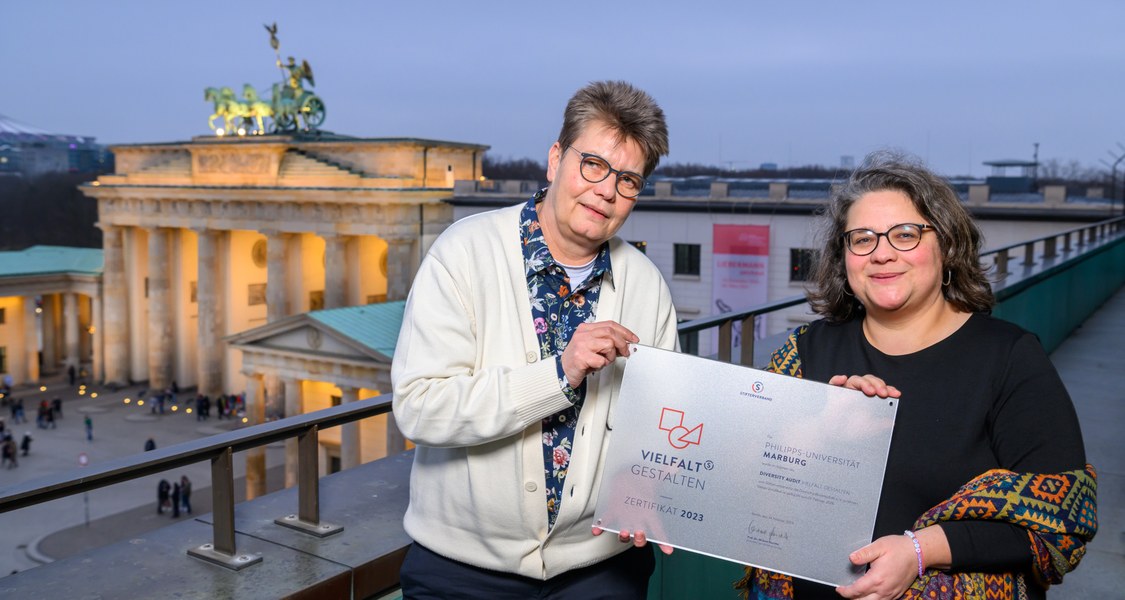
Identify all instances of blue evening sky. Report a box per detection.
[3,1,1122,176]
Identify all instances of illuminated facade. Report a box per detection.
[80,132,484,491]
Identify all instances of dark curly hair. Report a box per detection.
[808,151,994,322]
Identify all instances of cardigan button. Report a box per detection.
[524,481,538,492]
[526,352,537,363]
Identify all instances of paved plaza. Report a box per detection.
[0,377,285,576]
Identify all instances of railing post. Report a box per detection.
[1044,237,1057,259]
[718,322,733,363]
[994,251,1009,279]
[275,424,343,537]
[1064,232,1073,252]
[187,447,263,570]
[1022,242,1036,266]
[739,315,756,367]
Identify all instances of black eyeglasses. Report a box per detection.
[843,223,936,256]
[567,147,646,198]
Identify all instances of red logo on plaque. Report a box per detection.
[659,408,703,449]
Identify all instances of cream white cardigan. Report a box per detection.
[392,202,679,579]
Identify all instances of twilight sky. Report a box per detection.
[4,1,1122,177]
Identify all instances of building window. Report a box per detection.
[0,307,5,324]
[189,281,197,303]
[309,290,324,311]
[248,283,266,306]
[789,249,819,282]
[674,244,701,276]
[678,329,699,356]
[366,294,387,304]
[330,395,342,407]
[629,241,647,254]
[0,347,6,373]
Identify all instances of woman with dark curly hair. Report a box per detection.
[738,152,1096,600]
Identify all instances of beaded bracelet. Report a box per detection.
[903,530,924,578]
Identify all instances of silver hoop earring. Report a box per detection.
[942,270,952,287]
[843,284,854,297]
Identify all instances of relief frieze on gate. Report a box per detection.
[196,152,272,174]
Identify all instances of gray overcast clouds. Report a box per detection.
[3,1,1122,176]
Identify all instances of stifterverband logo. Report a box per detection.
[752,381,764,393]
[659,407,703,450]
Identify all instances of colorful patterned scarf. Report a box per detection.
[734,327,1099,600]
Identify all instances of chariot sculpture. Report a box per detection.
[204,23,326,135]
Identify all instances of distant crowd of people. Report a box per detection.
[157,475,193,518]
[138,382,244,421]
[0,419,32,469]
[191,393,244,421]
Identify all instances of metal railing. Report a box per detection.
[1,214,1122,588]
[985,216,1124,280]
[0,396,394,570]
[678,215,1125,368]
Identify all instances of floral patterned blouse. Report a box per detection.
[521,192,611,531]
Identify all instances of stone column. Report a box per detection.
[322,234,348,309]
[265,231,289,322]
[146,227,173,392]
[40,295,58,372]
[63,292,80,372]
[244,373,267,500]
[23,297,40,384]
[91,293,103,383]
[385,237,417,301]
[282,376,304,488]
[195,229,224,398]
[340,386,361,470]
[261,232,288,424]
[100,224,130,386]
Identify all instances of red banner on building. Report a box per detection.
[712,224,770,353]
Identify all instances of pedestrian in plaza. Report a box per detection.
[195,394,205,421]
[19,431,31,457]
[67,364,76,386]
[171,482,181,518]
[202,395,211,419]
[45,405,56,429]
[0,417,6,439]
[2,437,17,469]
[392,81,675,597]
[84,414,93,442]
[180,475,193,515]
[13,398,25,424]
[157,479,171,514]
[36,401,48,429]
[144,437,156,452]
[51,397,62,419]
[216,394,227,419]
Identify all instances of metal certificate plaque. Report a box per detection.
[593,345,898,587]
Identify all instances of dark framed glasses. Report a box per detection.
[567,147,646,198]
[843,223,936,256]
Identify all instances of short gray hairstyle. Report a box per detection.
[557,81,669,177]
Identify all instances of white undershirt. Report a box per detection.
[557,257,596,289]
